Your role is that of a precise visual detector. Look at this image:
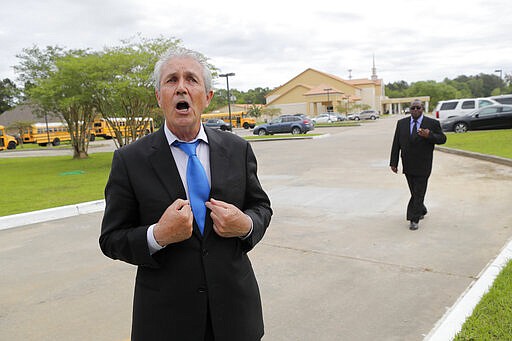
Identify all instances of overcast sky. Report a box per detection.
[1,0,511,91]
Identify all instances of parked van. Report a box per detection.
[434,98,499,121]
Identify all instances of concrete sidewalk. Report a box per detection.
[1,116,512,340]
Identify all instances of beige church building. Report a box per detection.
[264,62,430,116]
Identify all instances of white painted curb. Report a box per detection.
[425,238,512,340]
[0,200,105,231]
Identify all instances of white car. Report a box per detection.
[312,113,338,124]
[434,97,499,121]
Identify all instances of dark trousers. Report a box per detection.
[405,174,428,222]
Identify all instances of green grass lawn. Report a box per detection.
[444,129,512,159]
[0,152,112,216]
[454,260,512,340]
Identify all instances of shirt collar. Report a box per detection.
[164,122,209,146]
[411,114,424,124]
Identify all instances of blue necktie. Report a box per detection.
[173,140,210,235]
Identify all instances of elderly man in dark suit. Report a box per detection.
[390,99,446,230]
[99,47,272,341]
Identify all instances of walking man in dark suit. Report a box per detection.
[390,99,446,230]
[99,47,272,340]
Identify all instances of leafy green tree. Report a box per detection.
[385,80,409,98]
[15,36,203,156]
[25,50,99,158]
[442,78,472,98]
[405,81,460,109]
[92,36,182,148]
[247,104,263,118]
[237,87,270,104]
[94,36,216,147]
[0,78,19,113]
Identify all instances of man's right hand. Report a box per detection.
[153,199,194,247]
[390,166,398,173]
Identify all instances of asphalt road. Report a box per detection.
[1,116,512,340]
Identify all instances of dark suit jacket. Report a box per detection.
[390,115,447,176]
[99,127,272,341]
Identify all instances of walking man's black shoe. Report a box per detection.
[409,221,419,230]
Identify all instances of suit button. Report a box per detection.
[198,287,207,293]
[202,249,208,256]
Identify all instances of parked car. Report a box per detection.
[253,115,314,135]
[490,94,512,105]
[333,113,347,121]
[293,113,310,119]
[434,97,499,121]
[440,104,512,133]
[204,119,231,131]
[348,110,379,120]
[311,113,338,124]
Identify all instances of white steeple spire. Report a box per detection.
[371,54,378,81]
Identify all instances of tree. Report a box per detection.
[247,104,263,118]
[207,88,228,112]
[14,37,198,156]
[405,81,460,109]
[93,36,185,148]
[206,86,271,112]
[0,78,19,113]
[25,50,99,158]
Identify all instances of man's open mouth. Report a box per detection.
[176,101,190,111]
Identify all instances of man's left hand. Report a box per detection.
[206,198,252,238]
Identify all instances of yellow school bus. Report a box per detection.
[22,122,73,146]
[201,111,256,129]
[92,117,154,139]
[0,125,18,151]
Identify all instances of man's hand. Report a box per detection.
[153,199,193,247]
[390,166,398,173]
[205,198,252,238]
[417,128,430,138]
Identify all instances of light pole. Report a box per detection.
[219,73,235,130]
[495,69,503,95]
[324,88,332,113]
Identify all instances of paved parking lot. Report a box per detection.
[1,116,512,340]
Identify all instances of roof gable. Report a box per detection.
[266,84,312,106]
[267,68,360,98]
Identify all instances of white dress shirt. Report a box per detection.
[146,123,252,255]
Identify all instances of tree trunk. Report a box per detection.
[73,147,88,159]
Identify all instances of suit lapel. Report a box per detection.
[148,128,187,203]
[207,130,230,194]
[203,129,230,238]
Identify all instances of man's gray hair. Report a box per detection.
[153,47,213,93]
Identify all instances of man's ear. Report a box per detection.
[155,90,162,108]
[205,90,214,106]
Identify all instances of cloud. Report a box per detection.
[1,0,511,91]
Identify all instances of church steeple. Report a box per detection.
[371,54,378,81]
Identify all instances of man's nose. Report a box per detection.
[175,77,187,94]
